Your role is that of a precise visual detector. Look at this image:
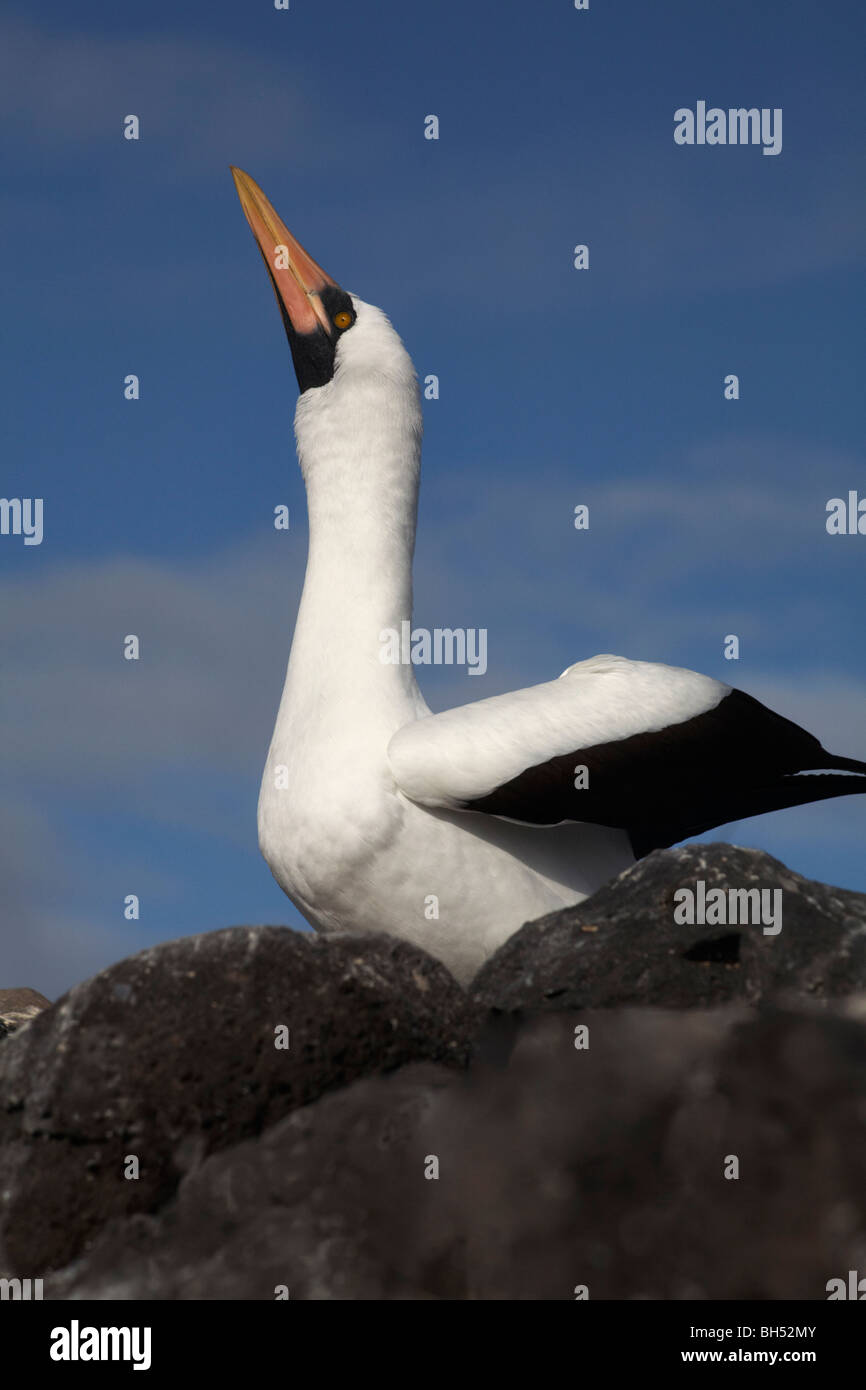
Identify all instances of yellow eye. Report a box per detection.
[334,310,353,329]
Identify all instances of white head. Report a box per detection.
[294,296,421,494]
[231,168,422,494]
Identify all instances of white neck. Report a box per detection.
[273,299,427,750]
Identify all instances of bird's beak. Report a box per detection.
[231,167,345,392]
[231,166,336,337]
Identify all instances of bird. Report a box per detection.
[231,166,866,986]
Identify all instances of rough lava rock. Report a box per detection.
[44,1002,866,1300]
[0,926,473,1276]
[471,843,866,1015]
[3,842,866,1299]
[0,988,51,1039]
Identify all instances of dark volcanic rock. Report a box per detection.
[45,1001,866,1300]
[0,927,472,1276]
[0,988,51,1039]
[472,843,866,1014]
[5,842,866,1300]
[47,1061,457,1300]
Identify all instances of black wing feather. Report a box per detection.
[466,689,866,857]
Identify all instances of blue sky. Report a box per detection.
[2,0,864,996]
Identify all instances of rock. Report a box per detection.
[471,843,866,1015]
[0,927,473,1276]
[0,988,51,1039]
[5,842,866,1300]
[44,1001,866,1300]
[47,1061,457,1300]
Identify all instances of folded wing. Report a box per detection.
[387,654,866,857]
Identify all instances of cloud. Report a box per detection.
[367,128,866,313]
[0,16,369,174]
[0,796,158,998]
[412,430,865,673]
[1,537,301,788]
[574,137,866,297]
[0,536,308,994]
[3,12,861,322]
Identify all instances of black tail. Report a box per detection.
[823,752,866,775]
[631,767,866,858]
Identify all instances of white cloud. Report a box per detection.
[0,796,161,998]
[0,16,361,172]
[0,537,302,787]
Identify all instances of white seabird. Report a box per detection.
[231,168,866,985]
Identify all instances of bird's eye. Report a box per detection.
[334,310,353,329]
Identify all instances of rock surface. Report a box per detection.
[2,843,866,1298]
[0,988,51,1039]
[0,926,472,1275]
[44,1002,866,1301]
[472,843,866,1014]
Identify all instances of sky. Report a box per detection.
[2,0,864,997]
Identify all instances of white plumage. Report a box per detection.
[231,169,866,986]
[389,656,728,810]
[255,301,635,981]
